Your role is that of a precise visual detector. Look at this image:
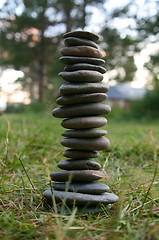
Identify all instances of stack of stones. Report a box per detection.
[44,30,118,213]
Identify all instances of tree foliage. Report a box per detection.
[0,0,107,102]
[0,0,158,103]
[136,0,159,88]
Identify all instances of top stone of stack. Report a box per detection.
[63,30,100,42]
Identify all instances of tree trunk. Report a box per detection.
[28,66,35,101]
[38,10,46,102]
[66,7,73,32]
[81,1,87,29]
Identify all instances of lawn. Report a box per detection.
[0,112,159,240]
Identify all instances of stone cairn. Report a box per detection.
[44,30,118,213]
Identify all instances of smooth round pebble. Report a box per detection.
[44,190,119,206]
[64,37,98,49]
[62,129,107,138]
[61,137,110,151]
[56,93,107,105]
[61,116,107,129]
[50,170,104,182]
[60,56,105,65]
[53,103,111,118]
[60,83,109,96]
[63,149,100,159]
[61,46,102,58]
[52,182,110,194]
[58,159,101,170]
[59,70,103,83]
[63,30,99,42]
[64,63,106,74]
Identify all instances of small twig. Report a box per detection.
[88,169,108,179]
[16,154,37,194]
[131,197,159,212]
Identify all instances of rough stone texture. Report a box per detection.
[64,37,98,49]
[61,116,107,129]
[53,103,111,118]
[58,159,102,170]
[59,70,103,83]
[44,189,119,206]
[64,63,106,74]
[50,170,104,182]
[56,93,107,105]
[52,182,110,194]
[61,137,110,151]
[63,149,100,159]
[60,82,109,96]
[61,46,102,58]
[62,129,107,138]
[60,56,105,65]
[63,30,99,42]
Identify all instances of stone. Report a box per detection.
[56,93,107,105]
[61,116,107,129]
[63,30,99,42]
[52,182,110,194]
[64,37,98,49]
[62,129,107,138]
[50,170,104,182]
[53,103,111,118]
[44,189,119,206]
[60,83,109,96]
[64,63,106,74]
[55,204,111,214]
[61,137,110,151]
[58,159,102,170]
[61,46,102,58]
[43,30,119,213]
[60,56,105,65]
[63,149,100,159]
[59,70,103,83]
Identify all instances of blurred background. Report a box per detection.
[0,0,159,119]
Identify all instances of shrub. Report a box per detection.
[130,87,159,119]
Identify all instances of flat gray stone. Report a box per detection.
[63,30,99,42]
[44,190,119,206]
[59,70,103,83]
[60,83,109,96]
[52,182,109,194]
[53,204,111,215]
[56,93,107,105]
[61,46,102,58]
[58,159,101,170]
[64,63,106,74]
[61,137,110,151]
[53,103,111,118]
[62,129,107,138]
[60,56,105,65]
[61,116,107,129]
[50,170,104,182]
[64,37,98,49]
[63,149,100,159]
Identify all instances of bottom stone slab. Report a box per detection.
[43,189,118,206]
[52,204,112,215]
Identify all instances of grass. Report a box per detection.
[0,112,159,240]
